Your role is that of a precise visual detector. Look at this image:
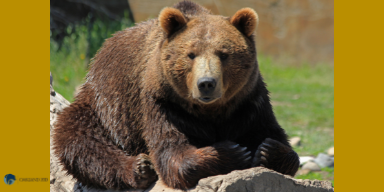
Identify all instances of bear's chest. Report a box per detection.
[180,117,253,147]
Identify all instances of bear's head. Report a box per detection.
[158,2,259,110]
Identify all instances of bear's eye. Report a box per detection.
[188,53,196,60]
[219,53,229,61]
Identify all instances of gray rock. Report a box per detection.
[50,85,75,192]
[146,167,333,192]
[302,161,321,171]
[50,86,333,192]
[192,167,333,192]
[299,156,315,166]
[314,153,334,168]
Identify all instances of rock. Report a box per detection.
[50,85,333,192]
[327,147,334,156]
[289,136,301,147]
[147,168,333,192]
[299,156,315,166]
[314,153,334,168]
[192,167,333,192]
[50,85,75,192]
[296,169,311,176]
[302,161,321,171]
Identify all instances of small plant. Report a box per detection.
[50,12,133,101]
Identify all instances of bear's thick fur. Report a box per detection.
[53,1,300,190]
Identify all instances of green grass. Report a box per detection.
[50,14,133,102]
[258,56,334,156]
[258,57,334,186]
[50,18,334,185]
[50,32,88,102]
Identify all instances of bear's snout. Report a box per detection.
[197,77,216,94]
[197,77,217,103]
[190,56,223,104]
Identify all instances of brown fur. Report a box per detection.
[53,1,299,190]
[230,8,259,37]
[159,8,187,36]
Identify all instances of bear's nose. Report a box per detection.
[197,77,216,95]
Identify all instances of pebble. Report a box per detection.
[296,169,311,176]
[289,136,301,147]
[302,161,321,171]
[299,156,315,166]
[314,153,334,168]
[327,146,334,156]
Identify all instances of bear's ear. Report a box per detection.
[230,8,258,37]
[159,7,187,36]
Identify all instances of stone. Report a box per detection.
[327,147,334,156]
[299,156,315,166]
[289,136,301,147]
[191,167,333,192]
[314,153,334,168]
[302,161,321,171]
[146,167,333,192]
[50,83,333,192]
[296,169,311,176]
[50,85,75,192]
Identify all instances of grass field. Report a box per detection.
[258,57,334,185]
[50,16,132,102]
[50,20,334,185]
[258,57,334,156]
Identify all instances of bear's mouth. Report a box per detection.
[198,96,218,104]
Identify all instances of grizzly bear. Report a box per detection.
[53,1,300,190]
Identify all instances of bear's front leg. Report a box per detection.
[150,141,252,189]
[53,102,157,189]
[252,138,300,176]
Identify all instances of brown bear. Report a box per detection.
[53,1,300,190]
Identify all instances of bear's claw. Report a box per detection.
[134,154,157,189]
[252,138,300,176]
[213,141,253,167]
[253,138,277,167]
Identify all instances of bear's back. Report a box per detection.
[72,19,162,152]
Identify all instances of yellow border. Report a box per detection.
[5,0,374,191]
[335,0,383,191]
[0,0,49,191]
